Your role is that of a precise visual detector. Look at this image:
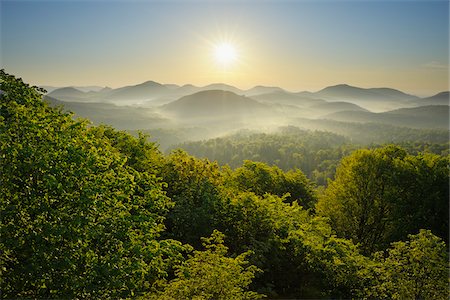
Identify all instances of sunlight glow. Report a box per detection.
[214,43,237,67]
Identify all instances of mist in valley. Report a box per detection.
[43,80,449,151]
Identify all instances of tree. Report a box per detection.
[0,70,186,298]
[228,160,317,208]
[214,191,368,299]
[159,150,224,248]
[100,126,164,174]
[146,230,263,300]
[317,145,449,253]
[394,153,449,243]
[364,230,449,299]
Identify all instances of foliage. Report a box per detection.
[226,160,317,208]
[172,127,353,185]
[214,191,368,298]
[363,230,449,299]
[146,230,264,300]
[101,126,164,173]
[0,70,186,298]
[317,145,449,253]
[292,117,450,145]
[173,126,449,186]
[158,150,224,248]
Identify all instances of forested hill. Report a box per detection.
[162,90,270,120]
[1,70,449,299]
[173,127,449,185]
[172,128,353,185]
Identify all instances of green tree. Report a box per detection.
[147,230,263,300]
[228,160,317,208]
[100,126,164,174]
[393,153,449,243]
[0,70,186,298]
[215,191,367,299]
[317,145,449,253]
[364,230,449,299]
[159,150,224,248]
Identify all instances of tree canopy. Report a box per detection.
[317,145,449,253]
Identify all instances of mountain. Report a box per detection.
[245,86,285,96]
[295,91,316,98]
[413,92,449,106]
[316,84,417,101]
[172,84,198,95]
[385,105,449,117]
[308,101,368,116]
[250,91,325,107]
[313,84,418,111]
[164,83,181,90]
[40,86,59,93]
[47,87,88,102]
[162,90,268,120]
[71,86,105,92]
[41,85,105,93]
[44,95,170,130]
[199,83,243,94]
[106,80,170,101]
[323,105,449,129]
[368,87,418,101]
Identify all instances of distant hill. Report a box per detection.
[316,84,417,101]
[295,91,316,98]
[42,85,105,93]
[308,101,368,116]
[251,91,325,107]
[385,105,449,117]
[72,86,105,92]
[106,80,170,101]
[313,84,418,111]
[323,105,449,129]
[412,92,449,106]
[199,83,243,94]
[245,86,285,96]
[162,90,268,120]
[41,86,59,93]
[44,95,170,130]
[47,87,88,102]
[45,81,427,113]
[368,87,418,101]
[174,84,199,95]
[164,83,181,90]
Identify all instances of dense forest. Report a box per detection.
[173,128,449,186]
[1,70,449,299]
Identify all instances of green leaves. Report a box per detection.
[159,150,223,248]
[0,71,179,298]
[364,230,449,299]
[317,145,449,253]
[147,230,264,300]
[228,160,317,208]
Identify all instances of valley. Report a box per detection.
[43,80,449,151]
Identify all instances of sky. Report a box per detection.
[1,0,449,96]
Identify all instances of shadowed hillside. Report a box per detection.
[323,105,449,129]
[162,90,269,119]
[412,92,449,106]
[313,84,418,111]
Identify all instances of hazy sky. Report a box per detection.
[1,0,448,96]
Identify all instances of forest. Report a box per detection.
[1,70,449,299]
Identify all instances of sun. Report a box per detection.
[214,43,237,67]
